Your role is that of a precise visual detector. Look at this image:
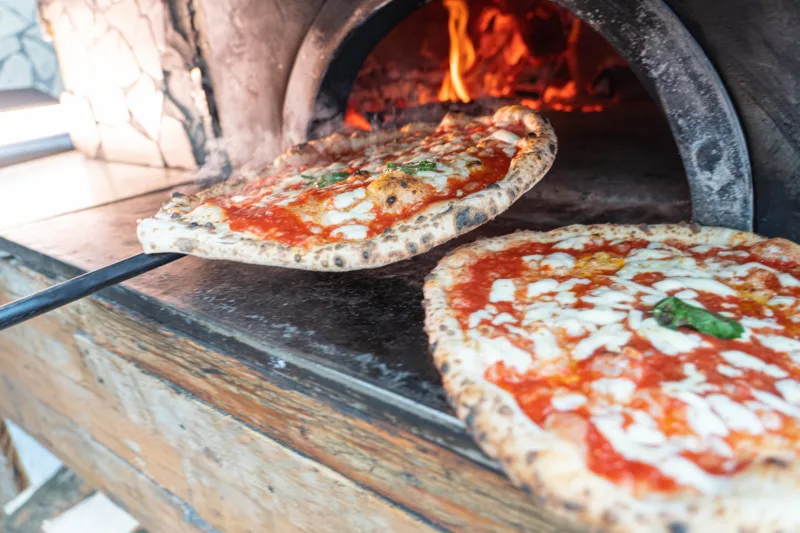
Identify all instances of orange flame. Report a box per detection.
[344,108,372,131]
[438,0,475,103]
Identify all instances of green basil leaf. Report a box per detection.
[300,175,315,181]
[385,160,437,175]
[653,296,744,340]
[317,171,350,188]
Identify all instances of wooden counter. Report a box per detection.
[0,163,582,533]
[0,123,687,532]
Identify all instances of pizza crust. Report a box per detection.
[423,224,800,533]
[137,106,557,271]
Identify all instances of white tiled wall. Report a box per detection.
[0,0,63,97]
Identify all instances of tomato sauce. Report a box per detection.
[449,237,800,496]
[208,125,515,247]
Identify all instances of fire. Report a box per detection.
[439,1,530,103]
[344,108,372,131]
[344,0,633,123]
[439,0,475,102]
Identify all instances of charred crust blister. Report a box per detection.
[387,195,397,206]
[548,143,556,154]
[563,501,584,512]
[407,243,417,253]
[362,251,370,259]
[334,257,344,267]
[667,522,688,533]
[170,212,180,219]
[455,208,489,230]
[171,191,186,198]
[188,222,199,228]
[486,183,500,190]
[764,457,790,468]
[294,254,302,263]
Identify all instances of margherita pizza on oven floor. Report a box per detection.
[423,224,800,532]
[137,106,555,270]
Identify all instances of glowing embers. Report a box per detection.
[346,0,639,119]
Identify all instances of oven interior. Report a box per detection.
[289,0,737,231]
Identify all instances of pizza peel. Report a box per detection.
[0,252,184,331]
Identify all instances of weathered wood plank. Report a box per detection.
[0,258,579,531]
[0,374,212,533]
[0,265,440,532]
[0,420,27,503]
[0,467,93,533]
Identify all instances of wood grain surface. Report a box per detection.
[0,258,581,532]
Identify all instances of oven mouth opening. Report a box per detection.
[306,0,690,227]
[285,0,751,232]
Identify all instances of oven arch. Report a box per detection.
[283,0,753,231]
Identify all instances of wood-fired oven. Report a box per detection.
[42,0,799,239]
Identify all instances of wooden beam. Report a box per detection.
[0,257,578,532]
[0,262,442,533]
[0,420,28,505]
[0,467,93,532]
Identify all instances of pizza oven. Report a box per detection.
[41,0,799,238]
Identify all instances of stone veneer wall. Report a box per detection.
[0,0,62,97]
[39,0,214,169]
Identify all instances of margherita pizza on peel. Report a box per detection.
[423,224,800,532]
[137,106,556,270]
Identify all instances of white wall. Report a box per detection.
[0,0,63,97]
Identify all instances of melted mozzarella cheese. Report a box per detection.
[527,278,559,297]
[415,170,448,189]
[756,335,800,357]
[616,257,704,280]
[775,379,800,405]
[554,291,577,305]
[592,414,723,493]
[591,378,636,402]
[574,307,627,325]
[574,323,631,360]
[540,252,576,271]
[716,364,743,378]
[752,390,800,419]
[768,296,797,307]
[635,317,704,355]
[675,391,729,438]
[321,210,374,226]
[488,129,520,145]
[350,200,374,214]
[626,248,676,261]
[551,393,587,411]
[581,288,635,308]
[706,394,763,434]
[468,308,495,328]
[553,236,591,250]
[332,187,366,209]
[529,328,561,360]
[653,277,736,297]
[468,331,531,372]
[489,279,516,302]
[491,312,516,326]
[720,350,788,378]
[330,224,368,240]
